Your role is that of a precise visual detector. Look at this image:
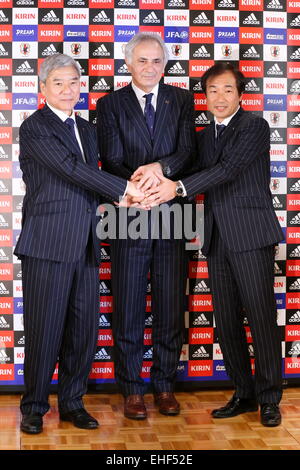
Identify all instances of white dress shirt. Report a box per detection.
[131,82,159,112]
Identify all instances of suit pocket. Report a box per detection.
[32,200,70,215]
[233,196,270,209]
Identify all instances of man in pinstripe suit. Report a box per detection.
[97,33,195,419]
[147,63,284,427]
[14,54,143,434]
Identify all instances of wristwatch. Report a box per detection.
[175,181,184,197]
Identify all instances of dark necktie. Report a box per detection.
[143,93,155,138]
[65,117,83,159]
[216,123,226,142]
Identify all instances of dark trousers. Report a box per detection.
[110,237,188,397]
[207,226,282,404]
[20,238,99,415]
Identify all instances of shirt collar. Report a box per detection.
[214,106,240,128]
[46,102,76,123]
[131,81,159,102]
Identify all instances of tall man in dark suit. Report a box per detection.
[15,53,143,434]
[96,33,195,419]
[146,63,284,427]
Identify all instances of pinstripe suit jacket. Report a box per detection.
[96,82,195,180]
[14,105,127,263]
[182,108,284,255]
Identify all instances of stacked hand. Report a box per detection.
[117,163,177,208]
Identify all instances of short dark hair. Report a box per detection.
[201,62,246,96]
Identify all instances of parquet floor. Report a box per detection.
[1,388,300,451]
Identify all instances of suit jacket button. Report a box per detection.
[87,208,92,213]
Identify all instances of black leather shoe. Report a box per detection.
[212,395,258,418]
[260,403,281,427]
[60,408,99,429]
[21,413,43,434]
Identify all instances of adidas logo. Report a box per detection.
[288,342,300,355]
[99,315,110,327]
[270,130,283,143]
[143,11,160,23]
[0,282,9,295]
[193,280,210,293]
[16,61,34,74]
[118,63,128,74]
[42,44,58,56]
[168,0,185,6]
[248,344,255,356]
[195,113,210,125]
[0,349,10,362]
[290,48,300,60]
[0,249,9,261]
[217,0,235,7]
[0,181,8,193]
[290,114,300,126]
[243,46,260,59]
[143,347,153,359]
[100,247,110,260]
[42,10,60,22]
[290,212,300,225]
[289,279,300,290]
[193,12,211,24]
[193,81,202,92]
[290,80,300,94]
[145,314,153,326]
[146,282,151,293]
[192,346,210,358]
[0,112,8,125]
[168,62,185,75]
[267,63,283,76]
[290,14,300,27]
[93,78,110,91]
[93,10,111,23]
[290,246,300,258]
[243,13,260,25]
[289,311,300,323]
[0,78,8,91]
[0,43,8,57]
[267,0,283,9]
[274,262,282,275]
[117,0,135,5]
[193,314,210,326]
[0,214,8,228]
[193,45,211,58]
[95,348,111,360]
[0,316,9,329]
[290,180,300,192]
[245,79,260,92]
[18,336,25,345]
[92,44,110,57]
[0,10,9,22]
[99,281,110,294]
[289,146,300,159]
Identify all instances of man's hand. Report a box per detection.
[144,173,177,206]
[115,181,151,209]
[130,162,163,191]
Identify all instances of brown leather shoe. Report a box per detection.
[154,392,180,416]
[124,394,147,420]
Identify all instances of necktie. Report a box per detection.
[216,123,226,142]
[143,93,155,138]
[65,117,83,158]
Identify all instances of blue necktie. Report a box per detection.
[143,93,155,138]
[65,117,83,158]
[216,124,226,142]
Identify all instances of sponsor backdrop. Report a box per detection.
[0,0,300,389]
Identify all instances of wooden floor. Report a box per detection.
[1,388,300,451]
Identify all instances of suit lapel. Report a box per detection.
[76,117,98,168]
[41,104,83,159]
[121,84,153,154]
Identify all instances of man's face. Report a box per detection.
[126,40,165,93]
[40,65,80,115]
[205,71,242,122]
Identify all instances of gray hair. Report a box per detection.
[39,53,81,83]
[124,32,169,66]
